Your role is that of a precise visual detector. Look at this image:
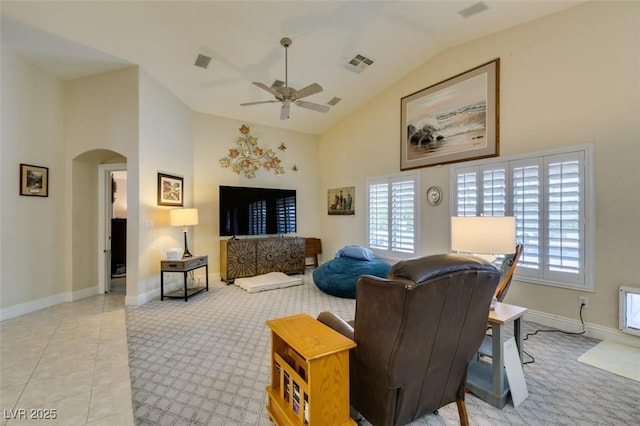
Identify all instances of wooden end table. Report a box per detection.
[160,255,209,301]
[466,302,528,408]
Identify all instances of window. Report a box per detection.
[367,172,418,259]
[452,144,594,291]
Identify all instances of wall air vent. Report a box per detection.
[458,2,489,19]
[344,54,374,74]
[327,97,342,106]
[194,53,212,69]
[271,80,285,89]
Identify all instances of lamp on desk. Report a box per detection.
[450,216,516,263]
[170,208,199,258]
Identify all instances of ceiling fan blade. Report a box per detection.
[252,82,280,96]
[295,100,329,113]
[295,83,323,99]
[240,100,280,106]
[280,102,291,120]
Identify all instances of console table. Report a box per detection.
[466,302,528,408]
[220,237,305,283]
[160,255,209,301]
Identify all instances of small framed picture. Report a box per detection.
[20,163,49,197]
[157,173,184,206]
[328,186,355,216]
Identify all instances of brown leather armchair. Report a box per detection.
[318,254,501,426]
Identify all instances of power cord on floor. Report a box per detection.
[521,302,586,365]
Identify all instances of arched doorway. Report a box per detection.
[71,149,127,296]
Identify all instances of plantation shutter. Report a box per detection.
[367,173,418,257]
[482,166,507,217]
[456,171,478,216]
[545,152,584,284]
[512,159,542,273]
[368,182,389,250]
[391,178,415,253]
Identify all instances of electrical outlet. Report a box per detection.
[579,296,589,309]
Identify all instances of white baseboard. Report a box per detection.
[71,285,100,301]
[0,285,99,321]
[124,281,184,306]
[525,309,640,348]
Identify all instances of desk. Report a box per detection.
[466,302,527,408]
[160,255,209,301]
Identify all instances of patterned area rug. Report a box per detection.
[126,272,640,425]
[578,340,640,381]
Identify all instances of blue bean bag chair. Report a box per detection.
[313,246,391,298]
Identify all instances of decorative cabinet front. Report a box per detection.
[220,237,305,282]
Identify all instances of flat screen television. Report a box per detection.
[219,185,297,237]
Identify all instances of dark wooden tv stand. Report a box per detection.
[220,236,305,283]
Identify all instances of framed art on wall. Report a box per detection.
[20,163,49,197]
[328,186,355,215]
[157,173,184,206]
[401,58,499,170]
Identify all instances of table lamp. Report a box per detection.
[450,216,516,262]
[170,208,199,258]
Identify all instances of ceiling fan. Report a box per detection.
[241,37,330,120]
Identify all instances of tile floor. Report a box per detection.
[0,294,133,425]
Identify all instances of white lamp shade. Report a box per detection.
[170,208,199,226]
[451,216,516,255]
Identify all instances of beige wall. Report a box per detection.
[318,1,640,330]
[192,113,321,274]
[65,68,139,295]
[136,69,194,297]
[0,51,67,308]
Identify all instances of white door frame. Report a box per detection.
[98,163,127,294]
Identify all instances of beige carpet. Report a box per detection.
[578,340,640,382]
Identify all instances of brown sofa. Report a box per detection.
[318,253,501,426]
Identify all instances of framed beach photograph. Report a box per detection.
[328,186,355,216]
[401,58,499,170]
[20,163,49,197]
[157,173,184,206]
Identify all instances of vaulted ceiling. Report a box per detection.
[1,1,582,135]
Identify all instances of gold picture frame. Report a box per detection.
[20,163,49,197]
[157,173,184,207]
[401,58,499,170]
[328,186,355,216]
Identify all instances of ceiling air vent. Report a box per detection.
[458,2,489,19]
[327,97,342,106]
[194,53,212,69]
[344,54,374,74]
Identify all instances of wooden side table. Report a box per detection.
[160,255,209,301]
[466,302,528,408]
[305,238,322,268]
[266,313,356,425]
